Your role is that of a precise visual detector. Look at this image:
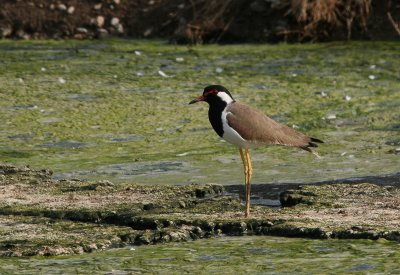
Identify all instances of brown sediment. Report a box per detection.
[1,164,399,257]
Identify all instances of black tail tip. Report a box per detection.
[311,137,324,144]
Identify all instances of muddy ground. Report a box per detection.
[0,0,399,42]
[0,164,399,257]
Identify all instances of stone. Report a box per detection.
[111,17,120,26]
[116,24,124,33]
[76,27,88,34]
[97,28,109,38]
[0,25,13,37]
[57,3,67,11]
[67,6,75,14]
[96,16,105,27]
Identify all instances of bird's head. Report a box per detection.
[189,85,234,105]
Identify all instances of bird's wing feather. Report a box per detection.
[226,102,312,148]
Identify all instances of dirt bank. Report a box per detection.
[0,0,399,42]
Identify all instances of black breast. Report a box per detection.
[208,101,227,137]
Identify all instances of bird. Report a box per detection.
[189,85,323,217]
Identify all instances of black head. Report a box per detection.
[189,85,234,105]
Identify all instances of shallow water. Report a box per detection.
[0,39,399,273]
[1,236,399,274]
[1,40,399,187]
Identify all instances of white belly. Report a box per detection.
[221,109,260,149]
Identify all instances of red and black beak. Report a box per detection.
[189,95,205,104]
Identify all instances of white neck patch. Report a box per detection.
[217,92,234,104]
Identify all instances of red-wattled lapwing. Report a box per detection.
[189,85,323,217]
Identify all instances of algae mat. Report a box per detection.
[1,237,400,274]
[1,164,399,257]
[0,40,399,186]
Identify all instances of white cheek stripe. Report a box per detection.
[217,92,234,104]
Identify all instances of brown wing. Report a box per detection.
[226,102,317,148]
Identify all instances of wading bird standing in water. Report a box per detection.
[190,85,323,217]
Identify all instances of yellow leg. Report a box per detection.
[245,149,252,217]
[239,148,249,217]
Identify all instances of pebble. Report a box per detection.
[368,75,376,80]
[41,67,47,72]
[58,77,66,84]
[57,3,67,11]
[215,67,223,73]
[97,28,108,38]
[143,28,152,37]
[369,64,376,69]
[94,3,102,10]
[96,16,105,27]
[0,25,13,37]
[116,24,124,33]
[344,95,351,101]
[67,6,75,14]
[326,114,336,120]
[111,17,120,26]
[134,50,141,56]
[76,27,88,34]
[176,57,184,62]
[158,70,169,77]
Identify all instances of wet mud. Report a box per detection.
[1,164,399,257]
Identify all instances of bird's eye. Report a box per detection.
[204,89,218,96]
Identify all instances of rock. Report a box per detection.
[137,230,155,244]
[67,6,75,14]
[57,3,67,11]
[219,221,248,235]
[16,30,30,40]
[96,16,105,27]
[94,3,102,10]
[84,243,98,252]
[178,200,186,208]
[143,28,152,37]
[116,24,124,33]
[97,28,109,38]
[0,25,13,37]
[76,27,88,34]
[114,0,121,4]
[111,17,120,27]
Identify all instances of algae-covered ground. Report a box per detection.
[0,39,400,271]
[1,164,399,258]
[0,39,399,185]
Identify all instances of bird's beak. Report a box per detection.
[189,95,205,104]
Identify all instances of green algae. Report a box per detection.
[0,40,399,185]
[1,236,399,274]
